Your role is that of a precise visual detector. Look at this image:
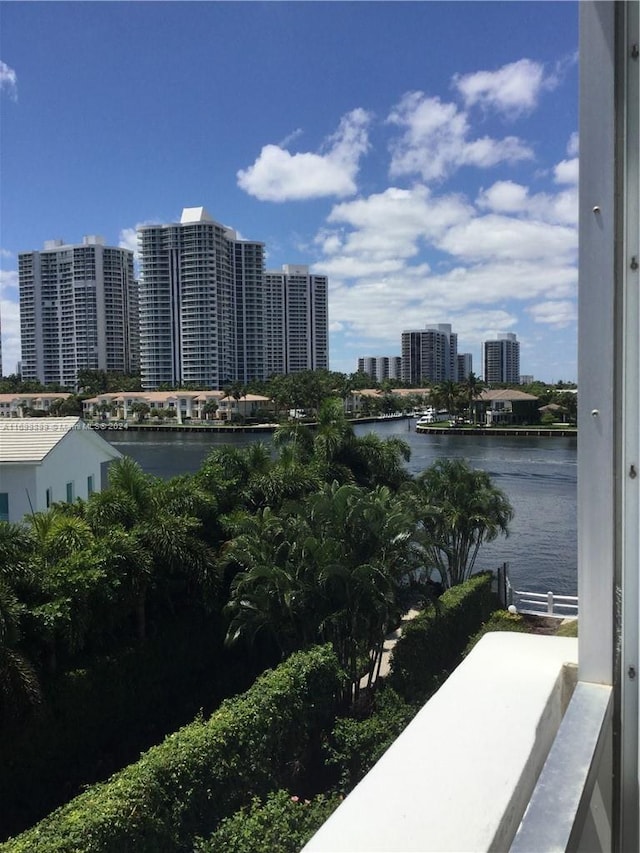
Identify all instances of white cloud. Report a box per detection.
[323,185,473,262]
[277,128,304,148]
[387,92,533,182]
[313,170,577,362]
[476,179,577,227]
[0,269,18,296]
[527,300,576,328]
[0,248,13,259]
[437,214,576,263]
[237,108,371,202]
[118,227,139,255]
[453,59,550,117]
[0,272,20,376]
[0,60,17,101]
[567,132,579,157]
[554,158,578,185]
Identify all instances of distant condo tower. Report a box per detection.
[401,323,458,384]
[138,208,328,389]
[265,265,329,375]
[483,333,520,384]
[357,356,402,382]
[18,236,139,388]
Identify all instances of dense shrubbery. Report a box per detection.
[464,608,528,654]
[2,645,343,853]
[196,790,343,853]
[326,686,417,792]
[0,614,265,840]
[388,573,498,703]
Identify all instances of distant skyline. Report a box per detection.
[1,1,578,382]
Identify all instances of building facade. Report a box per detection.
[456,353,473,381]
[264,265,329,376]
[138,207,265,389]
[401,324,458,384]
[357,356,402,382]
[18,237,139,388]
[139,211,328,388]
[483,333,520,384]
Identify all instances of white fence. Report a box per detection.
[497,563,578,619]
[513,589,579,619]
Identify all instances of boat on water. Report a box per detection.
[415,407,452,424]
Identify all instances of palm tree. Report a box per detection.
[0,578,42,724]
[223,482,420,703]
[412,458,513,588]
[462,372,485,424]
[430,380,463,420]
[87,457,216,640]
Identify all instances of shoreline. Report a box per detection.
[88,416,577,438]
[415,425,576,437]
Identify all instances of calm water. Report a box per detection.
[106,420,577,595]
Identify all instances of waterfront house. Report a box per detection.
[0,416,122,523]
[216,393,273,422]
[478,389,539,425]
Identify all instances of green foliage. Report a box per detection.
[196,790,342,853]
[325,687,416,791]
[464,609,528,655]
[3,645,343,853]
[0,612,251,841]
[388,573,498,704]
[411,458,513,588]
[556,619,578,637]
[224,482,421,702]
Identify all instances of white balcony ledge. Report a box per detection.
[304,633,579,853]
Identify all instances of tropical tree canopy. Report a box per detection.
[411,458,513,589]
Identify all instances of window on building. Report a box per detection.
[0,493,9,522]
[87,474,95,496]
[46,487,52,508]
[66,482,74,503]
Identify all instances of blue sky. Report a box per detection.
[0,1,578,382]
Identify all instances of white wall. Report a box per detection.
[1,464,38,522]
[1,429,120,522]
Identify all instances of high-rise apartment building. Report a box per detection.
[483,333,520,384]
[138,207,266,389]
[456,353,473,381]
[401,324,458,384]
[357,356,402,382]
[18,237,138,388]
[138,211,328,388]
[263,265,329,375]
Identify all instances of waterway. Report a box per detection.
[106,419,577,596]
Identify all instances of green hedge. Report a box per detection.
[464,608,528,654]
[326,686,416,792]
[388,573,498,703]
[0,612,265,841]
[195,790,342,853]
[2,645,343,853]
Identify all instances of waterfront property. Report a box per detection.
[0,392,72,418]
[0,416,122,522]
[477,389,539,426]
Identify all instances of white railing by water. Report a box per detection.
[513,589,579,618]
